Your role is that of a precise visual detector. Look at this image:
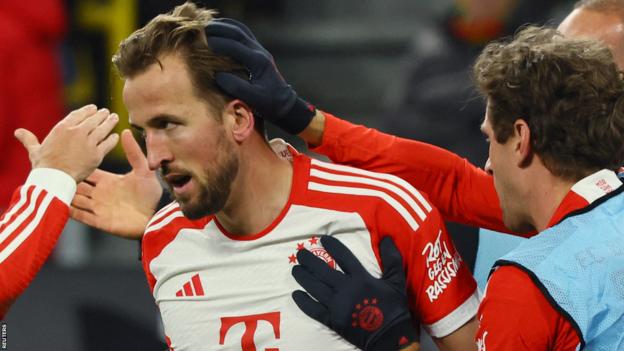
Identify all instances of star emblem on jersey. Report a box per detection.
[351,297,384,332]
[288,236,336,268]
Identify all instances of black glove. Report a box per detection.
[205,18,315,134]
[292,235,418,351]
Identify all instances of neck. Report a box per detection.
[526,165,575,232]
[216,136,293,236]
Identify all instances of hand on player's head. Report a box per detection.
[14,104,119,182]
[205,18,315,134]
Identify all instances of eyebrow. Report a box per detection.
[130,114,183,131]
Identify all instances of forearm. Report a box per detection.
[303,111,512,233]
[0,169,74,316]
[434,317,478,351]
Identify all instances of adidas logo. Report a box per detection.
[175,273,205,297]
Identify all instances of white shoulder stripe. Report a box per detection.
[0,191,54,264]
[0,187,43,245]
[311,168,427,221]
[146,202,179,228]
[145,211,184,235]
[311,159,432,212]
[0,186,31,228]
[308,182,419,231]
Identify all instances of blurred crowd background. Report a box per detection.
[2,0,576,349]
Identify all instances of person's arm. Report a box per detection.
[205,19,516,235]
[305,111,513,235]
[382,194,478,350]
[292,179,479,350]
[476,266,581,350]
[0,105,119,317]
[0,169,73,318]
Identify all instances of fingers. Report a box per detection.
[76,181,95,198]
[63,104,98,126]
[292,265,334,307]
[121,129,149,173]
[296,248,345,287]
[208,36,263,67]
[206,19,253,43]
[292,290,331,327]
[378,236,407,289]
[70,206,97,227]
[215,72,265,106]
[96,132,120,159]
[79,108,111,131]
[71,193,94,213]
[213,18,258,40]
[14,128,40,154]
[84,168,111,185]
[320,235,366,275]
[89,113,119,143]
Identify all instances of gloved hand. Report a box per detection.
[205,18,315,134]
[292,235,418,351]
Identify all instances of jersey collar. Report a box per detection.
[547,169,623,228]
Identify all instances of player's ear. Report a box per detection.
[223,99,255,142]
[513,118,532,167]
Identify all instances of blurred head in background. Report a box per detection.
[448,0,557,45]
[559,0,624,68]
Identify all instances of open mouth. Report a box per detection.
[166,174,192,189]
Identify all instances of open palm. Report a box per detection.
[70,130,162,240]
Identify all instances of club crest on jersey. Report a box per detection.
[288,236,336,269]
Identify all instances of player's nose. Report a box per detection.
[145,132,173,171]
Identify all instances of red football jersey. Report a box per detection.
[310,112,605,349]
[142,148,478,350]
[0,168,75,318]
[311,112,515,235]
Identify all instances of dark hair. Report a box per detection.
[113,2,265,134]
[474,26,624,180]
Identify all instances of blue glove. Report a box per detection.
[205,18,315,134]
[292,235,418,351]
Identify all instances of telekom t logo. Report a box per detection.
[219,312,281,351]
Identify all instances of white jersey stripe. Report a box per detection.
[145,211,185,235]
[0,186,31,228]
[0,187,43,246]
[311,159,433,212]
[424,290,480,338]
[310,168,427,221]
[0,192,54,264]
[308,182,419,231]
[147,202,179,228]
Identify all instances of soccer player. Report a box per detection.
[71,0,624,349]
[77,3,480,350]
[203,3,624,349]
[292,29,624,350]
[0,105,119,319]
